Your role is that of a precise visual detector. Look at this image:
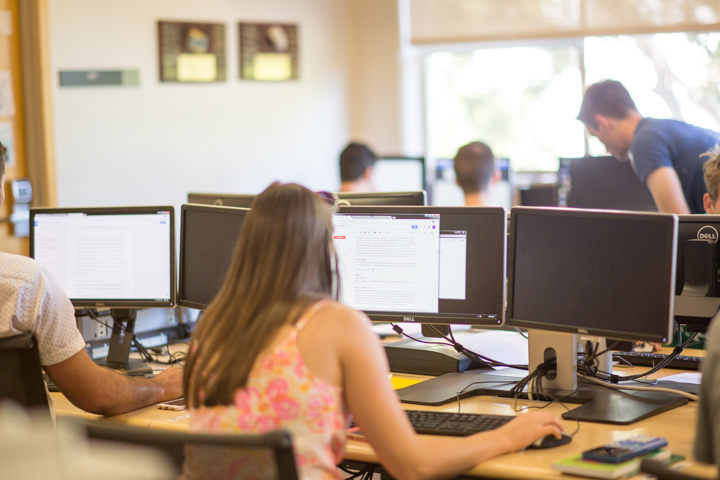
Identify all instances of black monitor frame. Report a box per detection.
[335,205,506,327]
[674,215,720,332]
[178,203,251,310]
[187,192,255,209]
[29,206,176,309]
[558,156,657,212]
[507,207,677,344]
[188,191,427,207]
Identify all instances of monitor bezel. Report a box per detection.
[335,205,507,326]
[178,203,251,310]
[29,205,176,309]
[506,206,677,343]
[188,191,428,207]
[187,192,256,209]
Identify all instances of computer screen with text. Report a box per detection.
[30,207,175,307]
[333,206,505,326]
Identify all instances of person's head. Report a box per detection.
[339,142,377,188]
[0,141,5,207]
[453,141,498,200]
[577,80,641,161]
[184,183,335,407]
[702,145,720,214]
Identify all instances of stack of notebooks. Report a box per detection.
[552,435,682,479]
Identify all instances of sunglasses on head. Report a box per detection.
[316,191,340,209]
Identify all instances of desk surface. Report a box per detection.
[52,347,718,479]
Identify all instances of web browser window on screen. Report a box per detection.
[332,213,469,315]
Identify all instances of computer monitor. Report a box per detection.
[29,206,175,373]
[188,191,427,207]
[558,156,657,211]
[397,207,686,424]
[431,157,512,209]
[332,206,506,326]
[674,215,720,332]
[187,192,255,209]
[519,184,558,207]
[507,207,676,343]
[373,156,426,192]
[178,204,250,310]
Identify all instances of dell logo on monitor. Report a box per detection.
[403,316,415,322]
[697,226,719,243]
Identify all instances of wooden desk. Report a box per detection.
[52,354,717,479]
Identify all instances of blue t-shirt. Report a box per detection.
[630,118,720,214]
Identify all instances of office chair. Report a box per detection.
[0,332,50,418]
[80,419,300,479]
[641,459,715,480]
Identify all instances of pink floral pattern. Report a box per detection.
[183,301,348,480]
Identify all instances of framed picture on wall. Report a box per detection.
[239,23,298,81]
[158,21,227,82]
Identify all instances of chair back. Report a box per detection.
[82,419,299,480]
[0,333,49,417]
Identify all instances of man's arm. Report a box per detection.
[44,349,183,416]
[646,166,691,214]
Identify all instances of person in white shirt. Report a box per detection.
[0,141,182,415]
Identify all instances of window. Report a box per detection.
[425,32,720,171]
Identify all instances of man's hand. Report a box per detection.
[152,367,183,401]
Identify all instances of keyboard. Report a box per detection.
[42,373,59,392]
[613,351,702,371]
[405,410,514,436]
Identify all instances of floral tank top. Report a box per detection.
[182,301,348,480]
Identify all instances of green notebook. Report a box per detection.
[551,449,679,479]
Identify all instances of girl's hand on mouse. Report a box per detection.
[491,411,564,452]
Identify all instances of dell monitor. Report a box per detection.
[373,156,426,192]
[673,215,720,332]
[333,206,506,327]
[558,156,657,211]
[178,204,250,310]
[188,191,427,207]
[29,206,175,373]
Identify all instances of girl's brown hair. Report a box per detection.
[184,183,334,407]
[703,144,720,205]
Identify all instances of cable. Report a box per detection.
[84,308,154,364]
[514,327,528,340]
[579,374,698,401]
[390,324,528,370]
[454,380,519,413]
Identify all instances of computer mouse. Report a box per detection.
[528,433,573,449]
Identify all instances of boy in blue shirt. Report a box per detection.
[577,80,720,214]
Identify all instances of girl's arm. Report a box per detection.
[337,310,564,480]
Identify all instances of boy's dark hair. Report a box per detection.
[453,141,495,195]
[339,142,377,182]
[577,80,639,129]
[0,140,5,178]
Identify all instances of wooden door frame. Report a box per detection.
[17,0,56,208]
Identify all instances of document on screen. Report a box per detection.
[332,214,440,313]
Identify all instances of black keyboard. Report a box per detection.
[405,410,514,436]
[42,373,59,392]
[613,351,703,371]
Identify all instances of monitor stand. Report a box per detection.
[94,309,153,375]
[396,330,689,425]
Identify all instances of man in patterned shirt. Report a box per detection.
[0,141,182,415]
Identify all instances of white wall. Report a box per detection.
[48,0,353,208]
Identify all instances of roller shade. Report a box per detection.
[409,0,720,45]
